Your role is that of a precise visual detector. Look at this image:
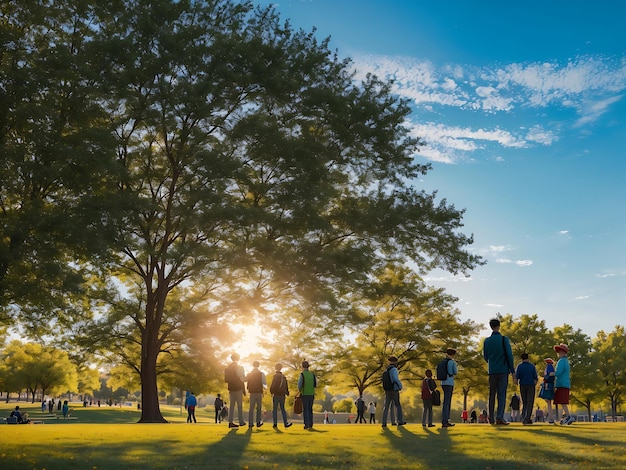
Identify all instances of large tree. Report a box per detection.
[8,0,483,422]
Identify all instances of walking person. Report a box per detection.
[381,356,406,428]
[553,343,574,425]
[224,352,246,428]
[246,360,266,428]
[440,348,458,428]
[269,362,293,429]
[540,358,556,423]
[355,396,367,423]
[214,393,224,423]
[509,393,520,422]
[186,391,197,423]
[483,318,515,425]
[421,369,437,427]
[368,402,376,423]
[298,360,317,430]
[515,353,538,425]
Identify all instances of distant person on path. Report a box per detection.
[540,358,556,423]
[440,348,458,428]
[470,409,477,423]
[298,360,317,430]
[62,400,70,419]
[381,356,406,428]
[269,362,293,429]
[368,402,376,423]
[214,394,224,423]
[509,393,521,422]
[355,396,367,423]
[421,369,437,427]
[553,343,574,425]
[246,360,267,428]
[186,391,197,423]
[483,317,515,425]
[225,352,246,428]
[515,352,538,425]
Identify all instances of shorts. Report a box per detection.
[553,387,570,405]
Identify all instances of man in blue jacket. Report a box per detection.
[381,356,406,428]
[483,318,515,425]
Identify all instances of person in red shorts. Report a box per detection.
[553,343,573,425]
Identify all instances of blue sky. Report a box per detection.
[254,0,626,338]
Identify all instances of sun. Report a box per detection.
[230,323,268,364]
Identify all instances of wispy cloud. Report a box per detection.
[353,55,626,163]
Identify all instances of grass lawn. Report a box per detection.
[1,402,625,469]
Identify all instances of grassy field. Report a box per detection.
[1,402,625,469]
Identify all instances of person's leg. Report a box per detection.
[382,393,391,426]
[279,397,289,425]
[272,395,279,426]
[488,375,497,423]
[442,385,453,424]
[496,374,508,421]
[235,391,244,425]
[229,392,235,424]
[302,395,314,428]
[392,391,404,424]
[255,394,263,425]
[422,401,427,426]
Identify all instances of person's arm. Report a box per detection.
[297,372,303,391]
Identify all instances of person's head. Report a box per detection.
[231,352,240,362]
[553,343,569,356]
[521,352,529,361]
[14,406,19,411]
[425,369,433,377]
[388,356,398,365]
[489,318,501,330]
[217,393,221,398]
[446,348,457,357]
[252,360,260,368]
[190,391,194,395]
[301,360,310,369]
[274,362,283,371]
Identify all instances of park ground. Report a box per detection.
[1,401,625,469]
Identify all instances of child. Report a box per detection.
[541,358,556,423]
[553,343,573,425]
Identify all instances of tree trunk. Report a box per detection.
[138,315,167,423]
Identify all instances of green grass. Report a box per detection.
[1,402,625,469]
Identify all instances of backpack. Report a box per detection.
[436,358,451,381]
[381,368,394,391]
[224,363,238,385]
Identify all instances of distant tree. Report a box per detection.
[593,326,626,419]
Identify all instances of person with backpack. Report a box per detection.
[483,318,515,425]
[297,360,317,430]
[381,356,406,428]
[224,352,246,428]
[269,362,293,429]
[421,369,437,427]
[246,360,267,428]
[439,348,458,428]
[355,396,367,423]
[214,393,224,423]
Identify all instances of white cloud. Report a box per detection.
[574,295,591,301]
[352,54,626,163]
[515,260,533,267]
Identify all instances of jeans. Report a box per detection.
[302,395,314,428]
[422,398,433,425]
[229,390,245,425]
[442,385,454,423]
[488,373,509,421]
[272,395,289,426]
[382,390,403,425]
[519,384,536,422]
[248,393,263,425]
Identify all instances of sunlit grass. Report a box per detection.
[1,402,625,469]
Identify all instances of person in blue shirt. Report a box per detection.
[553,343,573,425]
[515,352,538,425]
[186,391,197,423]
[483,318,515,425]
[381,356,406,428]
[440,348,458,428]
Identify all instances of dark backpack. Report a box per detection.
[436,358,451,381]
[382,368,394,391]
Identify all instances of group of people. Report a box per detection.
[222,353,316,430]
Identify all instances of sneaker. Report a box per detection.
[228,423,239,428]
[285,423,293,428]
[257,422,263,428]
[441,422,455,428]
[395,421,407,426]
[248,424,254,428]
[428,424,436,427]
[381,424,387,428]
[548,420,555,424]
[272,424,277,428]
[495,419,510,425]
[565,415,575,425]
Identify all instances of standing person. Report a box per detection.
[540,358,556,423]
[214,394,224,423]
[509,393,521,422]
[62,400,70,419]
[298,360,317,430]
[368,402,377,423]
[381,356,406,428]
[225,352,246,428]
[421,369,437,428]
[553,343,574,425]
[515,353,538,425]
[186,391,197,423]
[355,396,367,423]
[440,348,458,428]
[246,360,266,428]
[483,318,515,425]
[269,362,293,429]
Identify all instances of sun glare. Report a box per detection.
[230,324,268,364]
